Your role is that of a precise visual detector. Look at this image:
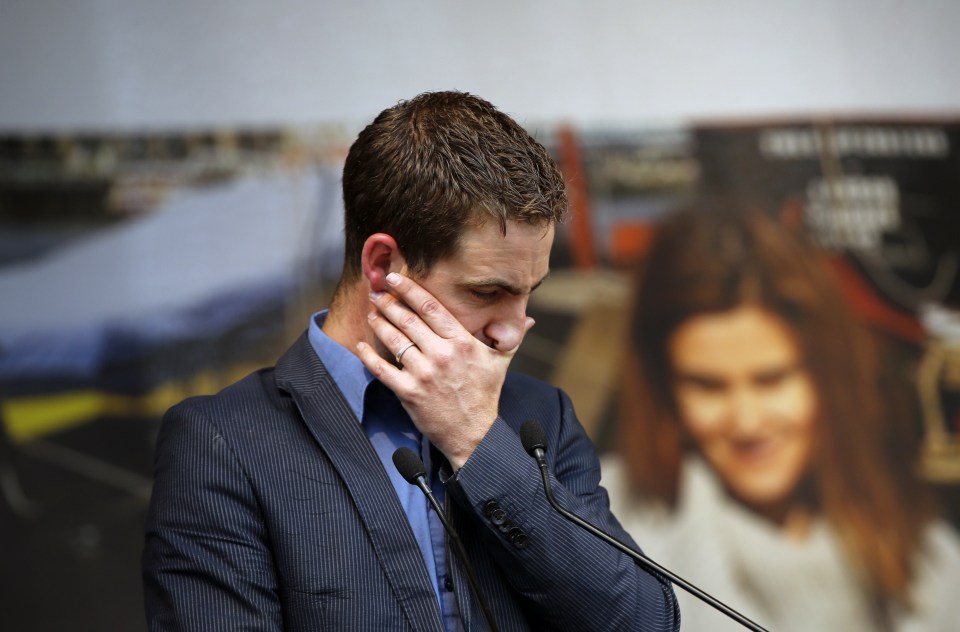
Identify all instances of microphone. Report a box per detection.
[519,421,769,632]
[392,447,500,632]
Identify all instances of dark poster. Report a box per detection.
[694,118,960,483]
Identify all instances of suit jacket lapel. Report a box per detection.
[275,334,444,632]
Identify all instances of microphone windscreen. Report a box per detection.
[392,446,427,483]
[519,420,548,455]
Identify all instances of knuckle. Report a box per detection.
[387,332,405,347]
[453,338,474,355]
[400,312,418,328]
[420,298,441,315]
[418,365,437,382]
[433,351,454,368]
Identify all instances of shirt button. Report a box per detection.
[443,575,455,592]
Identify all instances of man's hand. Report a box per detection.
[355,272,533,469]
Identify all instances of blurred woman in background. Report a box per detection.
[602,206,960,631]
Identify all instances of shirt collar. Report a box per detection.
[307,310,375,422]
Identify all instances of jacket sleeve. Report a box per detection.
[447,385,681,632]
[142,400,283,631]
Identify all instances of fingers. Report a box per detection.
[367,272,474,364]
[380,272,463,341]
[365,309,422,367]
[395,341,417,364]
[355,339,411,393]
[359,272,514,467]
[355,340,391,383]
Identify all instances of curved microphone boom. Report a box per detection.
[392,447,500,632]
[519,421,769,632]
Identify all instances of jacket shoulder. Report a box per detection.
[165,366,281,428]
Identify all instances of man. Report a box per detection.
[142,91,680,631]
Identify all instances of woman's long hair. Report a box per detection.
[619,204,933,610]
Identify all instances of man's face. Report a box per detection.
[668,305,818,517]
[410,220,554,353]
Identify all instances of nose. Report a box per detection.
[484,296,529,352]
[727,387,765,435]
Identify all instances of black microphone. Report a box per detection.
[519,421,769,632]
[392,447,500,632]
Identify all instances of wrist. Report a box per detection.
[442,415,497,470]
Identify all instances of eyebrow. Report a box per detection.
[674,372,727,387]
[464,271,551,296]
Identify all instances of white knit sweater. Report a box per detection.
[600,455,960,632]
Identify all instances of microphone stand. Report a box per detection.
[393,447,500,632]
[520,421,769,632]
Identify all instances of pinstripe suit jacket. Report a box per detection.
[142,333,680,631]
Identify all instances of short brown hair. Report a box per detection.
[340,91,567,281]
[619,204,933,611]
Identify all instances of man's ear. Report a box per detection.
[361,233,405,292]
